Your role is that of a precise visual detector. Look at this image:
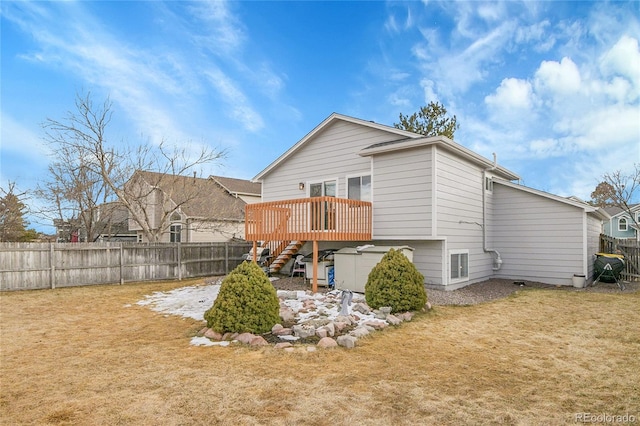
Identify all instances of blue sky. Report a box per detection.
[1,0,639,232]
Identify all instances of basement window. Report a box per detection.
[450,250,469,283]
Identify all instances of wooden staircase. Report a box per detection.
[267,240,305,274]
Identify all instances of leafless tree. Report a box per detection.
[600,163,640,234]
[37,92,226,242]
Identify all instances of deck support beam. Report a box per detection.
[312,240,318,293]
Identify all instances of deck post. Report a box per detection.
[252,240,257,264]
[312,240,318,293]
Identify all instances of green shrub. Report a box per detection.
[364,249,427,313]
[204,261,280,334]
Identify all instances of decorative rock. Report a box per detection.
[386,314,402,326]
[222,332,238,341]
[279,307,296,322]
[322,322,335,337]
[272,327,293,336]
[292,324,316,338]
[272,324,284,333]
[352,303,371,315]
[335,314,353,325]
[337,335,357,349]
[236,333,256,344]
[274,342,293,349]
[424,302,432,311]
[284,347,296,353]
[204,329,223,340]
[317,337,338,348]
[280,291,299,300]
[362,320,387,330]
[250,336,269,346]
[350,326,370,338]
[306,346,317,352]
[315,328,328,338]
[199,326,209,336]
[333,321,349,332]
[398,312,414,322]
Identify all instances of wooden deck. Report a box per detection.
[245,197,372,292]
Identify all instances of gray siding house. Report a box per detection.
[248,113,607,290]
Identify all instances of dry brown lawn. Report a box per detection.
[1,278,639,425]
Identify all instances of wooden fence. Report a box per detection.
[0,241,253,291]
[599,234,640,282]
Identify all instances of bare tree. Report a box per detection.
[37,92,226,242]
[599,164,640,234]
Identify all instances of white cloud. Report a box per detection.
[534,57,582,95]
[485,78,533,112]
[599,35,640,99]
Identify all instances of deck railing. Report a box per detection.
[245,197,372,242]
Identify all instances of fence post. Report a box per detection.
[177,242,182,281]
[225,242,229,274]
[119,244,124,285]
[49,242,56,289]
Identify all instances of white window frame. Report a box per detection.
[485,176,493,192]
[618,217,628,232]
[170,224,182,243]
[346,174,371,202]
[308,178,338,197]
[450,249,469,284]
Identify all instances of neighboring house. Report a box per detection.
[246,113,608,290]
[54,202,136,242]
[86,202,137,242]
[126,171,261,243]
[603,205,640,239]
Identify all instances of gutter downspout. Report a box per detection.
[483,153,503,271]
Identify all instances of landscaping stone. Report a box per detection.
[250,336,269,346]
[352,302,371,314]
[386,314,402,326]
[317,337,338,348]
[274,342,293,349]
[236,333,256,344]
[337,335,357,348]
[292,324,316,338]
[350,326,370,338]
[204,329,223,340]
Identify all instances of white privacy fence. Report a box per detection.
[0,242,252,291]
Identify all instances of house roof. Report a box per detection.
[252,112,520,182]
[603,204,640,218]
[211,175,261,197]
[358,135,520,181]
[134,171,250,220]
[494,178,610,220]
[253,113,419,181]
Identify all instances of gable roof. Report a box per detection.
[253,113,419,181]
[211,175,261,197]
[358,135,520,181]
[604,204,640,218]
[253,112,520,181]
[133,171,249,220]
[494,178,610,220]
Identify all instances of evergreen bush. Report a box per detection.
[204,261,280,334]
[364,248,427,313]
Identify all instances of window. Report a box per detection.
[137,233,143,243]
[619,218,628,232]
[348,175,371,201]
[485,176,493,192]
[450,250,469,282]
[170,224,182,242]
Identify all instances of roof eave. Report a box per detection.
[252,113,420,181]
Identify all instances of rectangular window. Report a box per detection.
[485,176,493,192]
[450,250,469,282]
[348,175,371,201]
[170,224,182,242]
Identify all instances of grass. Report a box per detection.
[1,278,639,425]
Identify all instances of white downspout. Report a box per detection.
[483,153,503,271]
